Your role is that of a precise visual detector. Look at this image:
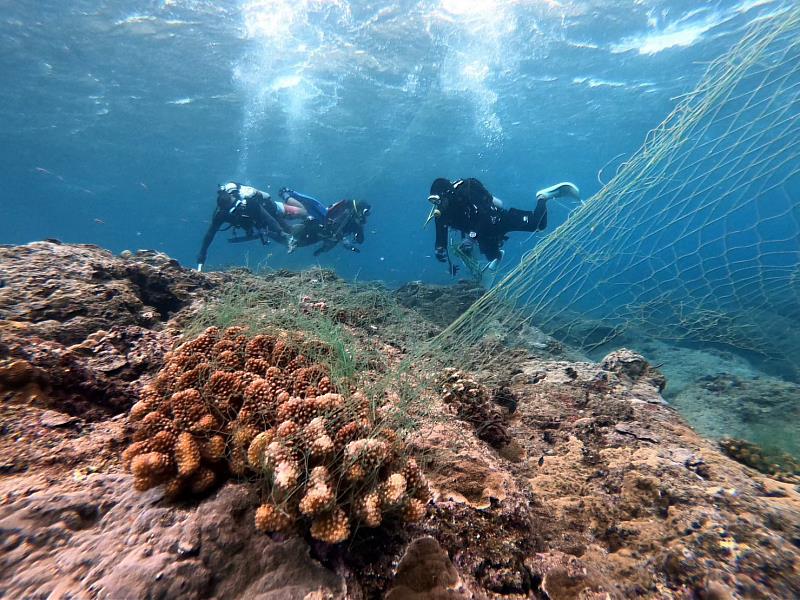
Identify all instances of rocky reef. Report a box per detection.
[1,241,799,599]
[394,280,486,328]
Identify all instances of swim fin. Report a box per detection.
[482,249,505,273]
[536,182,580,202]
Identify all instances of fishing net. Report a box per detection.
[430,5,800,379]
[188,7,800,477]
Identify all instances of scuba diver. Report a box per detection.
[426,178,580,275]
[279,188,371,256]
[196,182,307,271]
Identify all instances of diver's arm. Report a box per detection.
[258,191,292,233]
[197,209,226,268]
[243,187,291,234]
[255,200,291,236]
[434,218,448,262]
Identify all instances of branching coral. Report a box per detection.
[310,507,350,544]
[249,399,429,542]
[440,368,511,449]
[255,502,294,533]
[124,325,430,543]
[123,380,225,498]
[299,466,335,517]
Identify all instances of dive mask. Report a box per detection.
[427,193,444,219]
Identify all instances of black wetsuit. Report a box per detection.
[197,186,290,265]
[292,199,367,256]
[433,178,547,262]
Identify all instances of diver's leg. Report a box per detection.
[281,189,328,222]
[477,238,505,272]
[283,199,308,218]
[500,199,548,233]
[478,238,503,262]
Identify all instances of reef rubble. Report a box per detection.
[1,241,798,599]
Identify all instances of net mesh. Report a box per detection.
[430,6,800,378]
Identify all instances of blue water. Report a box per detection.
[0,0,789,286]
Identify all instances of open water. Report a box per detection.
[2,1,798,457]
[1,0,788,283]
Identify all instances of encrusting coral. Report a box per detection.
[124,326,431,543]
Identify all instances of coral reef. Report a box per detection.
[249,392,431,541]
[419,358,800,599]
[124,326,430,542]
[0,242,214,419]
[439,368,511,449]
[4,243,800,600]
[0,242,212,346]
[718,438,800,484]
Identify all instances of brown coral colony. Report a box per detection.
[440,368,511,449]
[124,326,430,543]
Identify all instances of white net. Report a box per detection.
[434,6,800,378]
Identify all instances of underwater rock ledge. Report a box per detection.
[0,241,798,599]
